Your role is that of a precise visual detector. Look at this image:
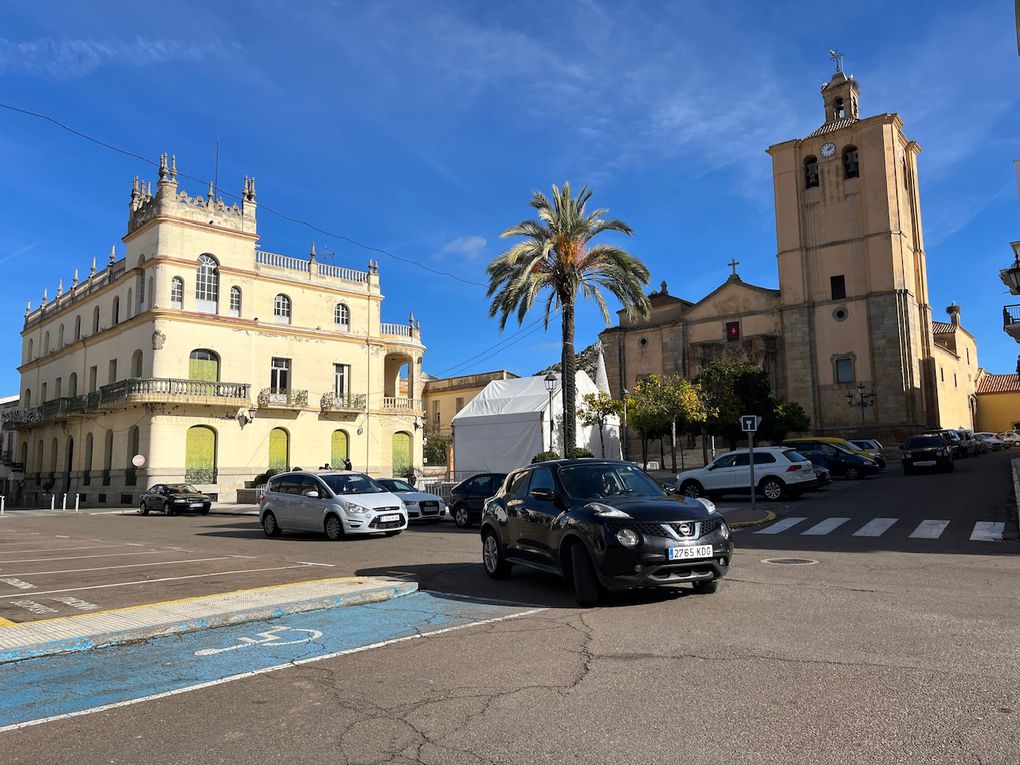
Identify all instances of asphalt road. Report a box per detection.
[1,452,1018,763]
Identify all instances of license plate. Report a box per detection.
[380,514,401,523]
[914,460,936,467]
[668,545,713,561]
[190,503,203,508]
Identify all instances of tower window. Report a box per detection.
[843,146,859,179]
[830,275,846,301]
[834,97,845,119]
[334,303,350,331]
[229,286,242,317]
[834,357,855,384]
[171,277,184,309]
[274,294,292,324]
[195,254,219,313]
[804,156,819,189]
[725,321,740,342]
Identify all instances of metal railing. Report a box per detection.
[382,397,421,411]
[320,392,367,411]
[1004,304,1020,328]
[257,388,309,407]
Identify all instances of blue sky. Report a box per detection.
[0,0,1017,393]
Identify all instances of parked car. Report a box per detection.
[901,435,954,474]
[975,433,1004,451]
[800,451,832,486]
[782,439,879,480]
[480,459,733,605]
[997,432,1020,448]
[138,484,212,515]
[956,428,982,456]
[848,439,887,468]
[376,478,447,522]
[449,472,508,528]
[259,471,407,540]
[921,429,964,458]
[676,446,816,501]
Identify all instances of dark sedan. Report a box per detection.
[480,460,733,606]
[139,484,212,515]
[449,472,507,528]
[902,435,954,474]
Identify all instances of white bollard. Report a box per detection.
[1,495,5,515]
[50,494,55,511]
[75,493,80,512]
[62,493,67,511]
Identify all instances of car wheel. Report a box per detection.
[163,501,175,516]
[324,514,344,541]
[759,477,785,502]
[482,531,512,579]
[200,506,210,515]
[692,579,719,595]
[262,510,281,538]
[453,505,471,529]
[845,466,861,480]
[680,480,703,499]
[384,530,402,537]
[570,543,601,607]
[138,501,149,516]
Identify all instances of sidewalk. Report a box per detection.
[719,506,775,529]
[0,576,417,664]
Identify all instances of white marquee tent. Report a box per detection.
[451,370,621,477]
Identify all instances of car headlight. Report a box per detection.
[903,452,912,459]
[615,528,640,547]
[588,502,632,518]
[719,522,730,541]
[692,497,716,514]
[344,501,370,515]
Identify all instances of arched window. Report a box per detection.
[185,426,217,483]
[58,324,64,348]
[92,306,100,334]
[229,286,242,317]
[20,442,28,472]
[43,331,50,354]
[127,426,140,466]
[804,156,819,188]
[842,145,859,179]
[50,437,59,473]
[84,432,93,471]
[41,382,47,402]
[131,349,144,378]
[195,254,219,313]
[35,440,43,474]
[127,288,133,319]
[69,373,78,397]
[188,349,220,382]
[103,430,114,472]
[147,276,153,309]
[334,303,351,331]
[392,432,411,477]
[171,277,184,309]
[27,338,33,361]
[112,296,120,326]
[23,388,31,408]
[64,436,74,477]
[268,428,289,471]
[74,315,81,341]
[331,430,350,467]
[274,294,292,324]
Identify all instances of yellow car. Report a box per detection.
[783,436,885,471]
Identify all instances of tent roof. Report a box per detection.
[452,371,598,425]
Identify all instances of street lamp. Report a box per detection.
[621,388,630,462]
[999,241,1020,294]
[544,373,557,453]
[846,382,876,436]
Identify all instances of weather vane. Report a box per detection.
[829,49,845,73]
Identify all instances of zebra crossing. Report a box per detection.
[753,516,1006,542]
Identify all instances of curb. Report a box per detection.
[0,577,417,665]
[727,510,777,530]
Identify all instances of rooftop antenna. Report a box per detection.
[829,49,845,73]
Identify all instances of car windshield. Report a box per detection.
[166,484,199,493]
[319,473,388,495]
[783,450,809,462]
[378,479,415,492]
[907,436,943,448]
[558,463,664,500]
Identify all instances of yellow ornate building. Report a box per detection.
[13,155,425,505]
[601,64,979,441]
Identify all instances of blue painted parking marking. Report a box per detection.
[0,591,543,732]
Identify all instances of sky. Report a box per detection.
[0,0,1018,394]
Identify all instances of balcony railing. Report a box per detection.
[383,396,421,412]
[257,388,309,408]
[1004,304,1020,329]
[320,392,367,412]
[101,378,250,402]
[380,323,415,338]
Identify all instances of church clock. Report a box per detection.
[820,142,836,158]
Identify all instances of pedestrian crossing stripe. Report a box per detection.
[754,517,1004,541]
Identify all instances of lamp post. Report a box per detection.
[621,388,629,462]
[999,241,1020,294]
[846,382,876,436]
[544,373,557,453]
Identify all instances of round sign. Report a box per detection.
[131,454,146,468]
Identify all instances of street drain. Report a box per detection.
[761,557,819,566]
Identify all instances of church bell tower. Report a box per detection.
[766,56,935,438]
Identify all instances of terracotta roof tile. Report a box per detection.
[931,321,957,334]
[977,374,1020,394]
[806,118,860,138]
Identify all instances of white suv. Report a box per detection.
[260,471,408,540]
[675,447,817,502]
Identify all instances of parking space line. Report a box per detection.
[852,518,898,537]
[296,561,335,567]
[909,520,950,539]
[0,578,36,590]
[754,517,806,535]
[0,545,139,556]
[0,551,166,565]
[1,556,235,578]
[970,522,1004,541]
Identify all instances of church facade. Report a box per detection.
[600,66,979,443]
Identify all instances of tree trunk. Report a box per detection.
[641,432,648,467]
[670,422,677,472]
[702,428,709,465]
[560,299,577,454]
[598,418,606,458]
[658,435,665,468]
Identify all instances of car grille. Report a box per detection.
[608,519,721,539]
[369,516,404,529]
[420,501,440,514]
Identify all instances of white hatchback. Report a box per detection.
[260,471,407,540]
[675,447,817,502]
[997,432,1020,448]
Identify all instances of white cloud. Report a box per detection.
[434,235,487,262]
[0,37,231,78]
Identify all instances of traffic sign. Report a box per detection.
[741,415,761,433]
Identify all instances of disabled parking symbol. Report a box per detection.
[194,625,324,656]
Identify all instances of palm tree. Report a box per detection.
[487,183,651,452]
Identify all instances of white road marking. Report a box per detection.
[296,561,335,567]
[853,518,898,537]
[0,607,547,734]
[754,517,807,535]
[13,599,57,615]
[0,577,36,589]
[0,544,137,556]
[970,522,1004,542]
[3,556,234,578]
[0,550,165,564]
[55,535,70,539]
[801,517,850,535]
[0,564,315,600]
[194,625,325,656]
[909,520,950,539]
[52,596,99,611]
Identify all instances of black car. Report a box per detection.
[902,435,954,474]
[801,451,832,486]
[449,472,507,528]
[922,429,963,458]
[139,484,212,515]
[782,439,878,480]
[480,460,733,606]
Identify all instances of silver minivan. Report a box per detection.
[259,471,407,540]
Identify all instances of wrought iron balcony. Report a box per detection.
[382,396,421,412]
[320,392,367,413]
[1004,304,1020,341]
[257,388,309,408]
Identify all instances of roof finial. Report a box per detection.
[170,154,177,180]
[728,258,740,277]
[158,152,169,180]
[25,300,31,317]
[207,178,215,204]
[41,288,48,306]
[109,245,116,264]
[660,280,668,295]
[72,268,79,287]
[57,278,63,296]
[309,242,317,261]
[829,48,845,73]
[90,256,97,277]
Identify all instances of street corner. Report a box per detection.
[721,507,776,530]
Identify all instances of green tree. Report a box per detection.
[765,400,811,442]
[626,376,671,467]
[488,183,651,452]
[695,362,774,449]
[661,376,708,470]
[577,391,625,458]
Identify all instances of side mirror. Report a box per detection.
[303,489,320,498]
[706,464,717,471]
[660,483,677,495]
[530,488,556,502]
